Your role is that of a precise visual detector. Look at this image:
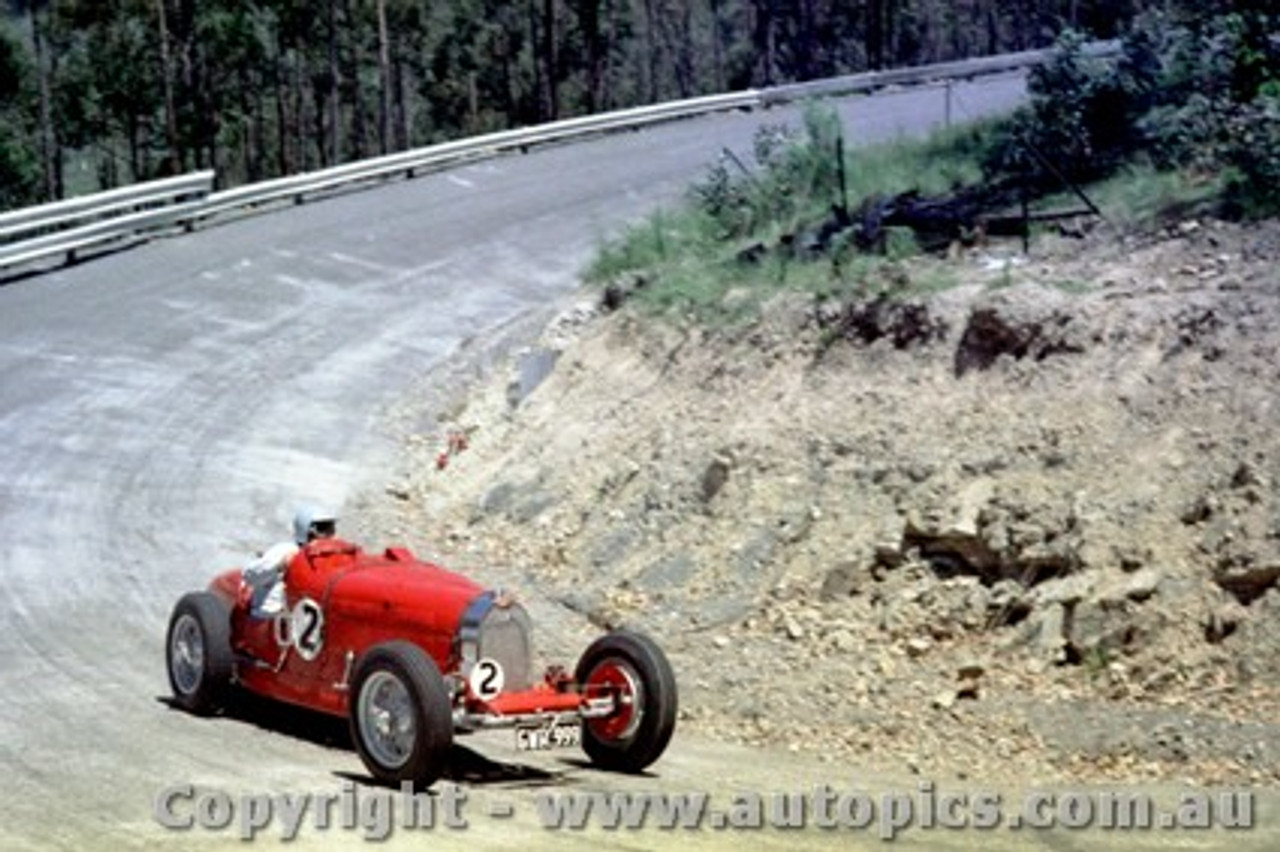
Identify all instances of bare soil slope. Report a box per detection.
[364,219,1280,786]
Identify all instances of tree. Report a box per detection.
[0,16,41,208]
[0,0,1180,211]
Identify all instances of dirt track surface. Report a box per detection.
[1,74,1276,851]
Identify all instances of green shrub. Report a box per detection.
[995,9,1279,221]
[689,104,849,241]
[1222,94,1280,218]
[990,30,1133,188]
[0,22,41,211]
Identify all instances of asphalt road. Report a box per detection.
[1,74,1273,850]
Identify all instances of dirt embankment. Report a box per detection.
[365,219,1280,786]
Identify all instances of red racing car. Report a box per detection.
[165,536,677,788]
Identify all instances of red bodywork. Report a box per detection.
[210,538,585,722]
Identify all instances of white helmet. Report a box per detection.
[293,505,337,545]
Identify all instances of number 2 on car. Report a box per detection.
[272,597,325,661]
[468,658,505,700]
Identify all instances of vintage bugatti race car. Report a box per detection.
[165,536,677,788]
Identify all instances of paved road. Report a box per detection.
[1,74,1273,850]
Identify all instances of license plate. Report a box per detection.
[515,719,582,751]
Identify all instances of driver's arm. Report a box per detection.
[243,541,298,584]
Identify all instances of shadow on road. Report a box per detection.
[158,691,352,750]
[334,744,565,791]
[554,755,662,780]
[159,692,568,789]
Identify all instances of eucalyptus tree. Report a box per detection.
[0,14,40,208]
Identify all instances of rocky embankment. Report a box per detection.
[362,219,1280,785]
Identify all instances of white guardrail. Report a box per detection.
[0,171,215,271]
[0,42,1118,274]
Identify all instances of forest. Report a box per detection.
[0,1,1174,211]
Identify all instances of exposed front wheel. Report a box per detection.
[349,641,453,790]
[575,630,677,773]
[166,592,235,715]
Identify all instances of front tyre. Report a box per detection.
[166,592,234,715]
[575,630,677,773]
[349,641,453,790]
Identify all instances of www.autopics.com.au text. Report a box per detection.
[153,780,1255,841]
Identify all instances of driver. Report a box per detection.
[243,505,337,618]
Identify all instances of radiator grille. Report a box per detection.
[477,603,533,691]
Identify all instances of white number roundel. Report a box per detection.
[274,597,325,661]
[468,658,505,700]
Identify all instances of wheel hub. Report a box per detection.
[586,660,644,742]
[169,614,205,695]
[357,671,416,770]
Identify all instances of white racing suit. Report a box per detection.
[242,541,299,618]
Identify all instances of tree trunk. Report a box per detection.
[393,50,410,150]
[577,0,603,112]
[274,34,293,176]
[28,3,56,199]
[752,0,777,85]
[244,65,262,183]
[376,0,391,154]
[674,2,694,96]
[127,113,141,185]
[344,0,367,160]
[328,0,341,164]
[798,0,816,79]
[495,27,516,125]
[542,0,559,119]
[641,0,659,101]
[710,0,726,91]
[468,71,479,131]
[528,0,544,121]
[867,0,884,70]
[155,0,182,175]
[986,1,1000,55]
[601,0,618,108]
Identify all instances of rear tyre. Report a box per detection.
[349,641,453,790]
[575,630,677,773]
[166,592,235,715]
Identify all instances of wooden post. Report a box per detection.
[1020,172,1030,254]
[836,131,849,219]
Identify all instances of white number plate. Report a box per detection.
[515,719,582,751]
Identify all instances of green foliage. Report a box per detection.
[591,109,998,321]
[990,29,1140,187]
[1222,94,1280,219]
[0,19,28,103]
[0,19,40,209]
[1066,162,1225,229]
[997,9,1279,221]
[689,104,864,243]
[0,122,41,210]
[1081,645,1112,679]
[692,106,999,243]
[1,1,1179,212]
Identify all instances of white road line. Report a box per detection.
[329,252,397,273]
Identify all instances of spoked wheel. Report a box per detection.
[575,630,677,773]
[349,641,452,790]
[166,592,234,715]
